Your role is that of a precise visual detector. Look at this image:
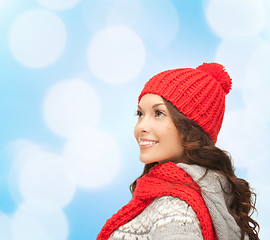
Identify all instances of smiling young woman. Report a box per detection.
[97,63,260,240]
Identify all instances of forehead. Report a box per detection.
[138,94,164,105]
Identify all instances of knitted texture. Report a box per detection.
[177,163,245,240]
[109,195,203,239]
[97,162,217,240]
[138,62,232,143]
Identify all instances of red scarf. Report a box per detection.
[97,161,217,240]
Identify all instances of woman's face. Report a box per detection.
[134,94,185,164]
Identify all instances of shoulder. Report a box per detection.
[148,196,202,231]
[149,196,203,239]
[109,196,203,240]
[123,196,202,238]
[149,195,197,220]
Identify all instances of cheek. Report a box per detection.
[165,123,178,137]
[165,124,182,147]
[134,123,138,140]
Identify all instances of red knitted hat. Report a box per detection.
[138,63,232,144]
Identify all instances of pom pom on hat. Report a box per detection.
[196,62,232,95]
[138,62,232,144]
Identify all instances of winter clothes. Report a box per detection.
[97,161,243,239]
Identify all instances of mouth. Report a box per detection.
[139,140,158,146]
[139,138,159,148]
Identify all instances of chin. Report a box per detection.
[139,159,154,164]
[139,155,167,164]
[139,156,156,164]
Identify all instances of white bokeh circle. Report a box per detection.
[0,213,12,240]
[63,129,122,189]
[12,212,49,240]
[8,140,43,205]
[9,9,66,68]
[242,43,270,121]
[215,36,265,88]
[82,0,179,49]
[217,109,270,168]
[19,152,76,209]
[12,208,68,240]
[87,25,146,85]
[37,0,81,11]
[7,140,76,209]
[43,79,101,138]
[205,0,266,38]
[136,0,180,48]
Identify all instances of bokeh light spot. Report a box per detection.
[215,36,265,88]
[87,25,146,85]
[12,208,68,240]
[242,43,270,121]
[63,129,122,189]
[8,140,43,205]
[43,79,101,138]
[19,152,76,209]
[9,9,66,68]
[217,109,270,168]
[206,0,266,38]
[136,0,180,48]
[7,140,76,209]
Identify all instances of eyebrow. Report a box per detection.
[137,103,165,109]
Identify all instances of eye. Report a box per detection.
[135,110,143,118]
[155,110,165,117]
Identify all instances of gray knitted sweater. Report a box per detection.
[108,163,246,240]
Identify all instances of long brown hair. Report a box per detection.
[130,97,259,240]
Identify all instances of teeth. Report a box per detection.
[140,141,158,146]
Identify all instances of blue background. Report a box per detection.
[1,0,270,239]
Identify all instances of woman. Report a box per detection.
[97,63,259,239]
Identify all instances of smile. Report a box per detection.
[139,140,158,146]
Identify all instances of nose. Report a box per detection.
[136,116,151,133]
